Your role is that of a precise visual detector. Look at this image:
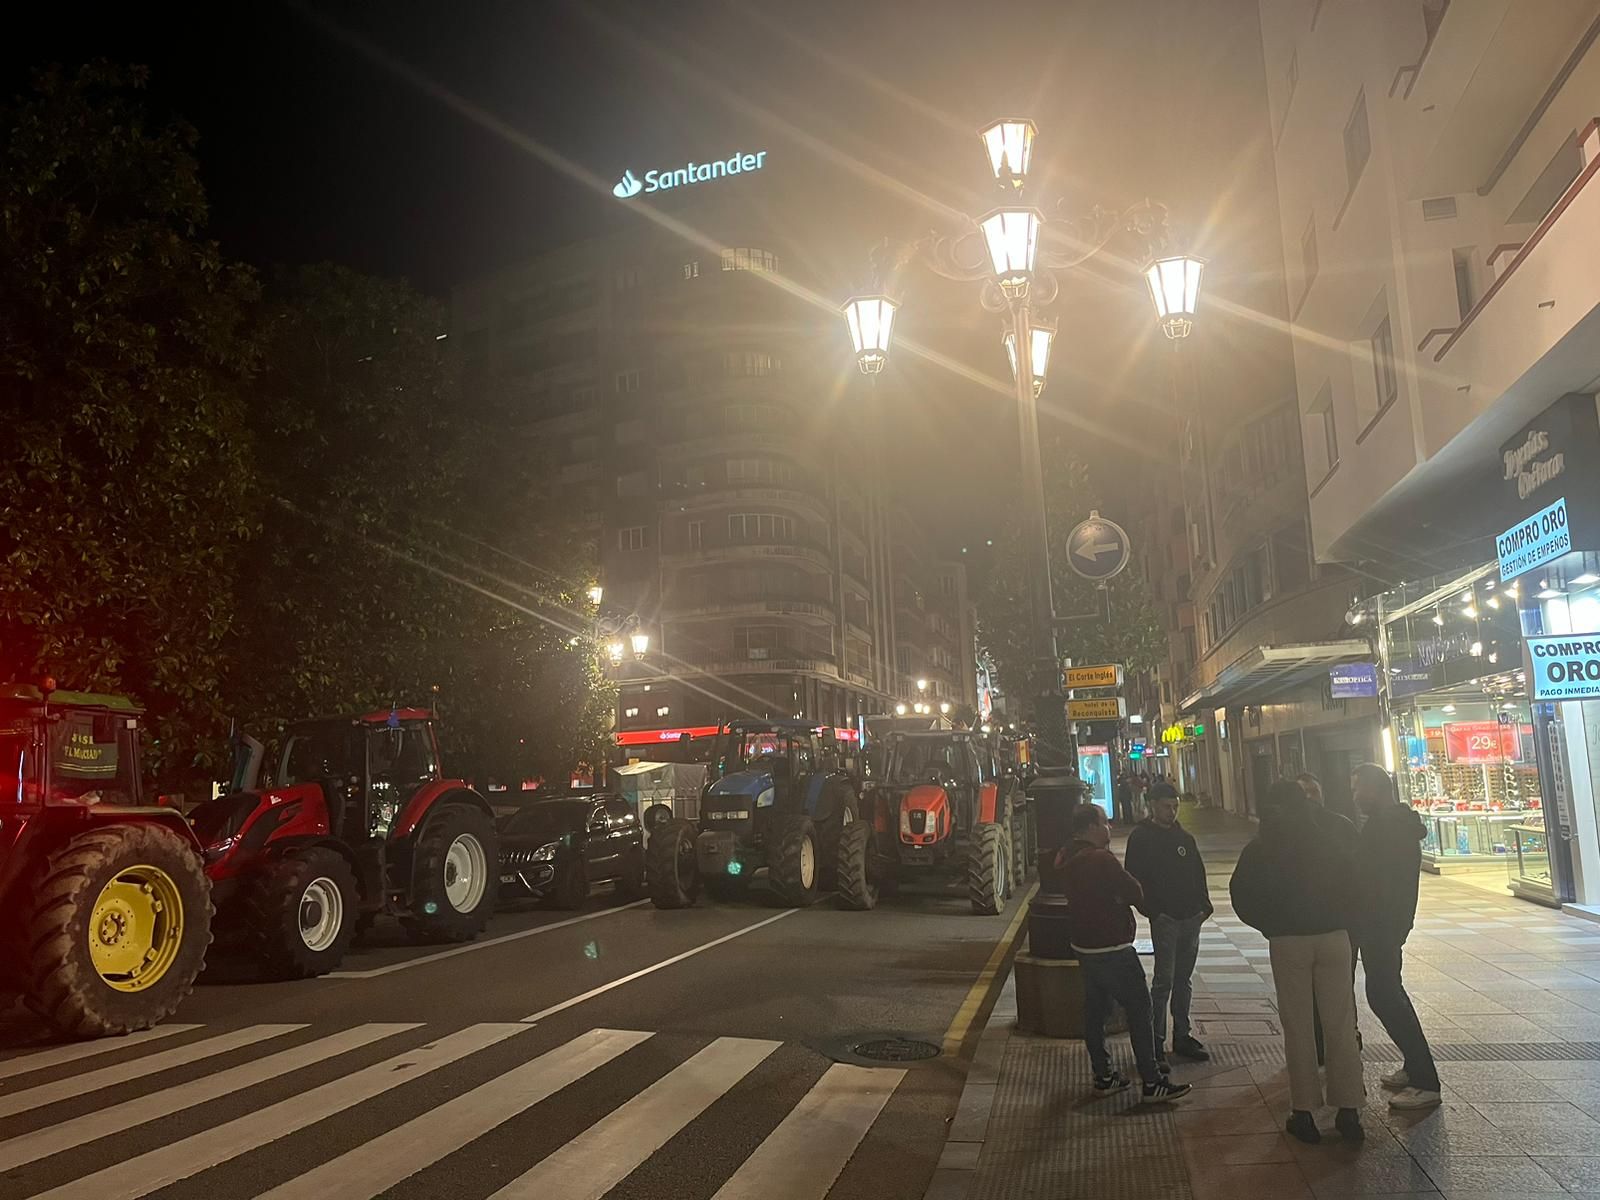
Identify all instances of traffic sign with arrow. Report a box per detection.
[1065,509,1131,582]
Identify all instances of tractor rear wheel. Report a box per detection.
[836,820,877,911]
[768,816,819,907]
[402,805,497,944]
[969,822,1009,916]
[23,825,212,1037]
[647,819,700,909]
[244,846,359,979]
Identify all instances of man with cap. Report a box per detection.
[1125,781,1212,1065]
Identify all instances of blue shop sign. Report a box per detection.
[1496,496,1571,581]
[1329,662,1379,698]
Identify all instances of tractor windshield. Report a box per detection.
[885,738,963,786]
[279,724,363,785]
[711,730,792,779]
[45,712,138,806]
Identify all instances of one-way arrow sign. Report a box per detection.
[1065,510,1131,582]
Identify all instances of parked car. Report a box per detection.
[497,793,645,909]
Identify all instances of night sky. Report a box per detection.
[5,0,1292,547]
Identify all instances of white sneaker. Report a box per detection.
[1389,1087,1442,1110]
[1380,1068,1409,1090]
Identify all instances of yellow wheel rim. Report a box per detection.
[87,865,185,993]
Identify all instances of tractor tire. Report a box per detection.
[402,805,497,944]
[553,859,588,911]
[835,820,877,911]
[642,803,674,833]
[243,846,359,980]
[615,850,647,902]
[969,822,1010,916]
[647,819,701,909]
[817,790,856,891]
[768,816,819,908]
[22,824,212,1038]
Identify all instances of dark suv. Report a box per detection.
[496,793,645,909]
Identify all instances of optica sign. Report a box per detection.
[1527,633,1600,702]
[612,150,769,199]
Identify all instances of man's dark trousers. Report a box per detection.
[1080,947,1162,1084]
[1363,938,1439,1091]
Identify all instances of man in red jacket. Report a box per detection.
[1056,803,1192,1102]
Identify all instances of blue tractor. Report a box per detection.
[646,720,864,907]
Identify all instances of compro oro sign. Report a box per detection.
[1496,496,1570,581]
[612,150,769,199]
[1527,633,1600,702]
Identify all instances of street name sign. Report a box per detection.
[1066,696,1126,721]
[1064,663,1124,689]
[1066,510,1131,582]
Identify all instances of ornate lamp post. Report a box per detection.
[843,118,1205,764]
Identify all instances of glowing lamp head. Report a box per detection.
[978,208,1042,299]
[587,584,604,606]
[1144,254,1206,339]
[916,678,928,692]
[940,702,951,714]
[606,640,626,667]
[895,703,907,716]
[630,630,651,660]
[842,294,899,374]
[979,118,1036,189]
[1002,320,1056,397]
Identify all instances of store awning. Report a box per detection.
[1179,639,1371,713]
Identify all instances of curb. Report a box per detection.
[922,970,1017,1200]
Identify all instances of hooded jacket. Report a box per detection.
[1058,838,1145,952]
[1228,800,1358,939]
[1356,801,1428,942]
[1124,817,1210,920]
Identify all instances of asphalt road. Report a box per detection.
[0,874,1029,1200]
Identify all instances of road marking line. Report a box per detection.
[326,901,650,978]
[520,909,798,1023]
[0,1024,303,1119]
[253,1027,654,1200]
[710,1063,904,1200]
[490,1036,780,1200]
[0,1024,416,1175]
[32,1024,526,1200]
[942,882,1037,1057]
[0,1024,200,1080]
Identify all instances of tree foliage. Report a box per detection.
[977,440,1167,726]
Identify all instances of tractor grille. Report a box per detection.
[909,810,928,835]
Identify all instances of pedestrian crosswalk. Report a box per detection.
[0,1022,907,1200]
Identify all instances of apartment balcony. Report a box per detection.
[680,655,842,679]
[662,540,835,573]
[673,483,832,523]
[669,598,836,624]
[657,428,802,458]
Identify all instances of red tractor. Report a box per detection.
[187,707,498,978]
[846,729,1026,915]
[0,682,213,1037]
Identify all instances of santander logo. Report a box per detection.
[611,150,769,200]
[612,170,643,199]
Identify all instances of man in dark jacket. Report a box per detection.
[1125,782,1211,1064]
[1057,803,1191,1103]
[1352,762,1440,1110]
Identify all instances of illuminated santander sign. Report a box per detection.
[612,150,768,199]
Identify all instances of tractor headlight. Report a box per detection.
[531,841,559,862]
[754,787,776,808]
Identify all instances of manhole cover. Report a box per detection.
[850,1037,941,1062]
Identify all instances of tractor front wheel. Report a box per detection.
[969,822,1009,916]
[835,820,877,911]
[647,819,700,909]
[23,825,212,1037]
[403,805,497,944]
[768,816,819,907]
[244,846,359,979]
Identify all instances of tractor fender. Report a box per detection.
[391,780,492,841]
[802,772,828,818]
[978,781,1001,825]
[203,783,333,881]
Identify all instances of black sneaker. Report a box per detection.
[1285,1110,1321,1144]
[1172,1034,1210,1061]
[1335,1108,1365,1141]
[1141,1079,1193,1103]
[1093,1071,1131,1096]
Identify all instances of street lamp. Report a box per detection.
[916,678,928,693]
[978,208,1042,299]
[1003,319,1056,397]
[630,630,651,660]
[980,118,1036,189]
[606,640,626,667]
[1144,254,1206,339]
[587,584,604,606]
[842,295,899,374]
[895,702,908,716]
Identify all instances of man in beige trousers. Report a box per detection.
[1230,778,1365,1144]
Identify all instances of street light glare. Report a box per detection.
[1144,255,1206,338]
[1002,321,1055,396]
[630,630,650,658]
[587,584,604,606]
[979,118,1036,189]
[842,294,898,373]
[978,208,1041,297]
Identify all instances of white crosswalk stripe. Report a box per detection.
[2,1022,911,1200]
[0,1024,200,1080]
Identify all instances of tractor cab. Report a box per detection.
[272,708,442,840]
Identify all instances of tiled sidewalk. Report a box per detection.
[931,804,1600,1200]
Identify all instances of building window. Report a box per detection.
[1370,315,1397,413]
[572,385,599,407]
[682,261,700,280]
[687,520,703,550]
[1300,215,1319,304]
[615,268,641,292]
[735,625,779,657]
[723,351,779,377]
[615,418,646,446]
[1310,381,1337,474]
[728,458,793,485]
[1343,91,1370,198]
[616,471,649,498]
[624,707,640,719]
[615,369,642,394]
[1452,247,1476,319]
[656,705,670,718]
[618,525,647,552]
[728,513,795,543]
[720,247,778,273]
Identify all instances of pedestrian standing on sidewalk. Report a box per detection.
[1229,779,1365,1144]
[1352,761,1441,1111]
[1113,771,1134,825]
[1056,803,1192,1104]
[1124,781,1212,1069]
